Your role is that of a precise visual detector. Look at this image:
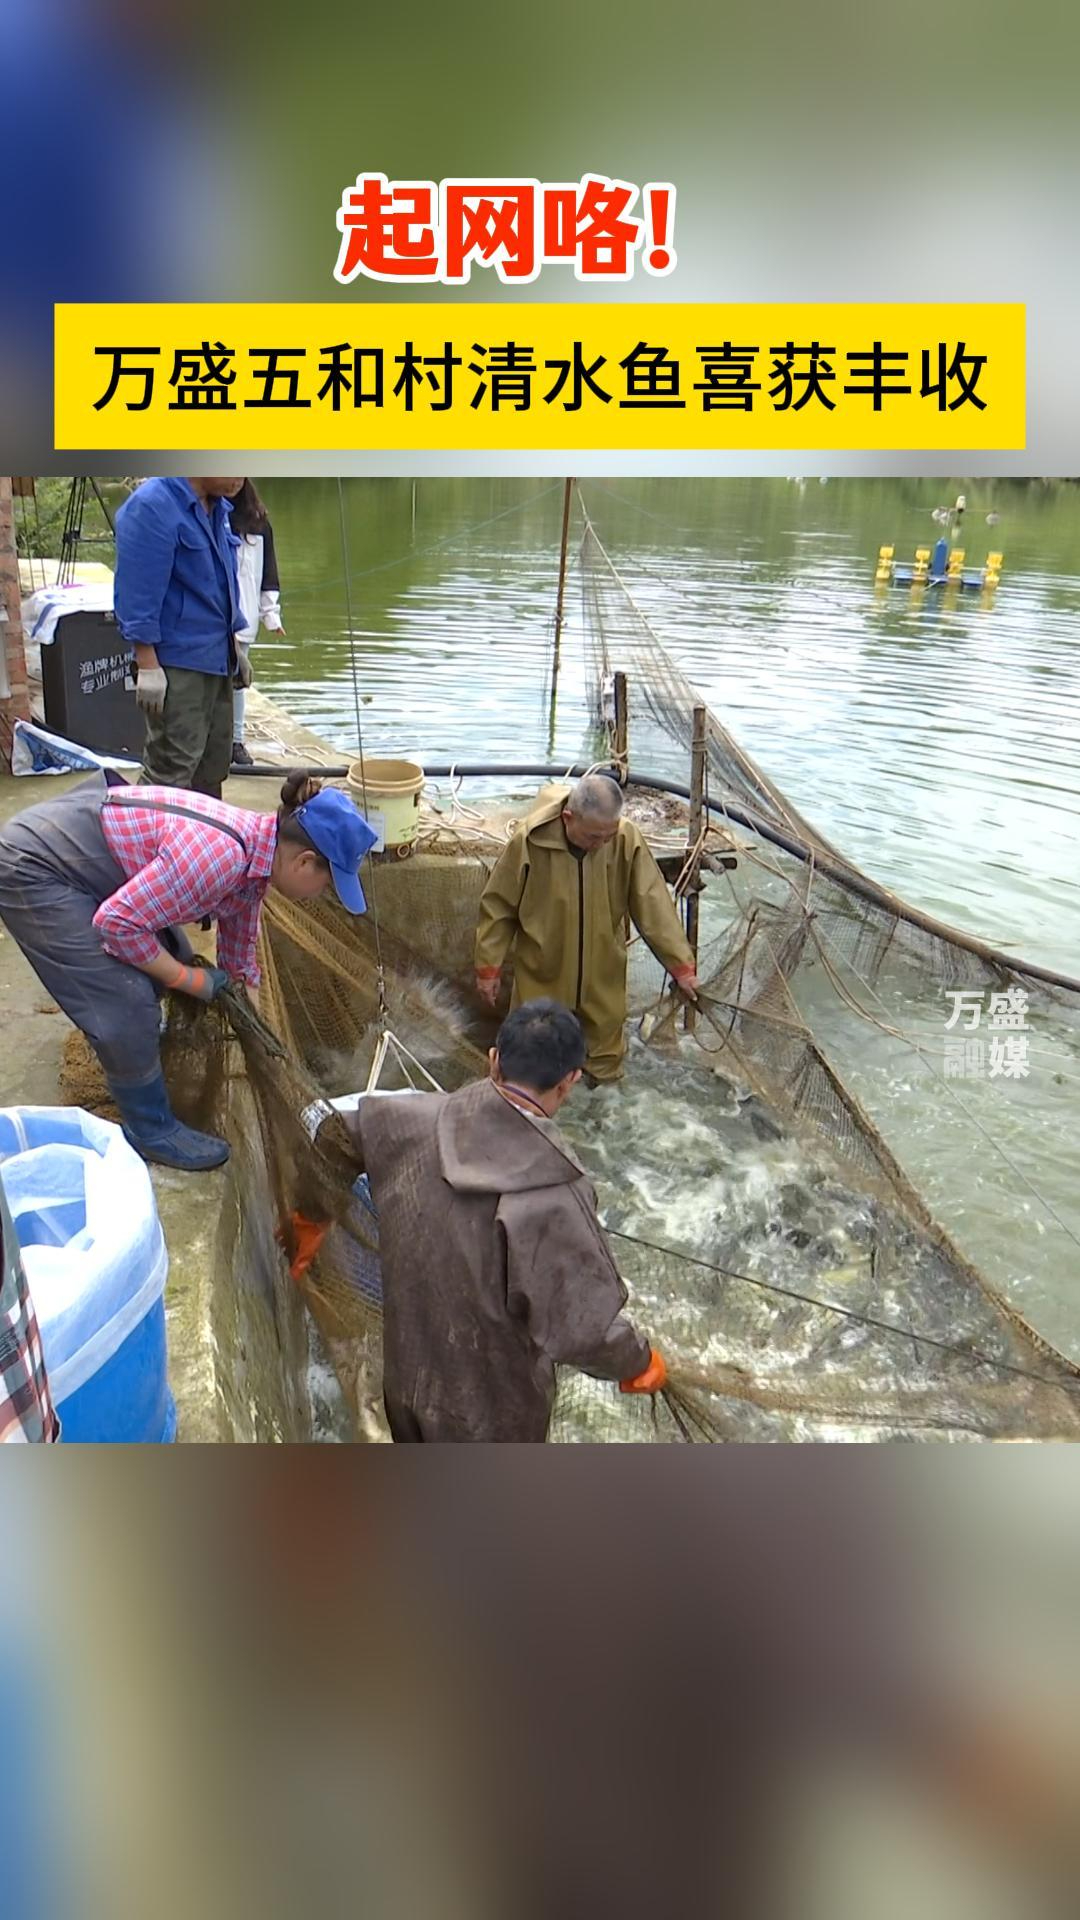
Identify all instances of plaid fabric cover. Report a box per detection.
[0,1174,60,1444]
[98,788,277,986]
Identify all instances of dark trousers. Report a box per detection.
[140,665,234,799]
[381,1390,550,1443]
[383,1393,426,1442]
[0,778,164,1085]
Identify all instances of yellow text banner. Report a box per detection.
[55,303,1025,451]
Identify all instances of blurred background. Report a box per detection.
[6,1453,1080,1919]
[8,11,1080,1909]
[6,0,1080,470]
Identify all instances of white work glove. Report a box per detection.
[135,664,168,714]
[300,1098,335,1142]
[233,647,253,690]
[260,591,284,634]
[300,1093,368,1141]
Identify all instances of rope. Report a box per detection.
[336,477,388,1024]
[635,845,1080,1372]
[586,479,712,538]
[289,481,566,601]
[718,833,1080,1081]
[384,1030,444,1093]
[575,502,1080,1000]
[576,498,822,854]
[810,919,1080,1258]
[708,829,1080,1074]
[671,796,1080,1256]
[606,1226,1080,1402]
[706,838,1080,1265]
[364,1027,444,1094]
[433,765,491,827]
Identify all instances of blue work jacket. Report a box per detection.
[114,477,242,675]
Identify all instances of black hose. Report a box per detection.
[232,758,1080,996]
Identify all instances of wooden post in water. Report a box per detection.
[549,477,574,752]
[613,670,628,782]
[553,477,574,654]
[684,704,707,1032]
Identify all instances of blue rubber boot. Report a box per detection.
[107,1070,230,1172]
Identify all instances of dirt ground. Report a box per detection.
[0,768,291,1441]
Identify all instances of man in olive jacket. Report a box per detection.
[312,1001,665,1442]
[475,774,699,1082]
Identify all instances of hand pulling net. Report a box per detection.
[144,492,1080,1442]
[160,804,1080,1443]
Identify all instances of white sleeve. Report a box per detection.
[259,588,283,632]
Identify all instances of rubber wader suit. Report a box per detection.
[475,794,695,1082]
[334,1077,651,1442]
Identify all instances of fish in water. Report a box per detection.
[315,967,478,1097]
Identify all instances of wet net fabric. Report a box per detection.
[160,511,1080,1443]
[572,510,1080,1437]
[168,800,1080,1445]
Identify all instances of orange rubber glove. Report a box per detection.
[671,965,700,999]
[275,1212,329,1282]
[160,956,230,1002]
[619,1347,668,1395]
[475,967,502,1008]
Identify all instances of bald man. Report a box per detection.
[475,775,698,1083]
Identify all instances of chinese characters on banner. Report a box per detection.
[943,988,1030,1080]
[90,339,989,417]
[53,303,1026,450]
[334,175,678,284]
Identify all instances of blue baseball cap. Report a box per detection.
[294,788,378,914]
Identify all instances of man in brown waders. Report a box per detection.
[474,773,699,1084]
[298,1001,667,1441]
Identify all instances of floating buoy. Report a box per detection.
[875,541,1003,592]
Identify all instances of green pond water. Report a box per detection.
[60,474,1074,1388]
[253,475,1080,972]
[244,475,1080,1369]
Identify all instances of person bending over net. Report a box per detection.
[0,773,375,1173]
[298,1000,667,1442]
[475,773,699,1085]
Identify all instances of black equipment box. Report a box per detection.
[41,609,145,758]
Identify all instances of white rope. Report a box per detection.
[336,478,389,1026]
[364,1027,444,1095]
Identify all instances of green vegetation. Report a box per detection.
[14,478,119,571]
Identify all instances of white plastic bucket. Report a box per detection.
[345,757,424,851]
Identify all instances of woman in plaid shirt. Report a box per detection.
[0,772,376,1172]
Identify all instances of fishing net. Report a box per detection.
[157,778,1078,1445]
[571,502,1080,1438]
[219,848,697,1444]
[142,498,1080,1443]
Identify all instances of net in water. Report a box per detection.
[181,503,1080,1441]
